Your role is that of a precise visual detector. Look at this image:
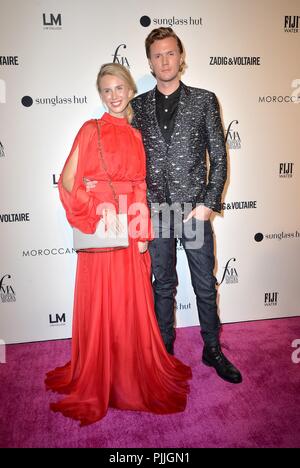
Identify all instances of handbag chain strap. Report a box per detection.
[95,119,119,208]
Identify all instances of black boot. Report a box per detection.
[202,344,242,384]
[165,342,174,355]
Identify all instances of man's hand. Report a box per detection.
[138,241,148,253]
[183,205,212,223]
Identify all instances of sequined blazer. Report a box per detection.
[131,82,227,213]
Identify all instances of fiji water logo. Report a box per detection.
[279,162,294,178]
[284,16,299,33]
[264,292,279,307]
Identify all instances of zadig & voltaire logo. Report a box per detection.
[0,56,19,66]
[0,213,30,222]
[210,56,261,66]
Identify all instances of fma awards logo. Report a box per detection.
[0,274,16,303]
[112,44,130,68]
[217,258,238,285]
[140,15,202,27]
[43,13,62,30]
[225,120,241,149]
[284,16,299,33]
[264,292,279,307]
[279,162,294,178]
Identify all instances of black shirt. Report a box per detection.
[155,82,181,144]
[155,83,182,203]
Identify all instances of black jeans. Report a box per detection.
[149,212,221,349]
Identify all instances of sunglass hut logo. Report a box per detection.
[139,15,203,27]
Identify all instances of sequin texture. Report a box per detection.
[131,83,227,213]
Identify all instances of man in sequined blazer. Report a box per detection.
[132,27,242,384]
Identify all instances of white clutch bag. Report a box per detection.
[73,213,129,252]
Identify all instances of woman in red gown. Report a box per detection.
[45,63,192,426]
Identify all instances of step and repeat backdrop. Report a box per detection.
[0,0,299,344]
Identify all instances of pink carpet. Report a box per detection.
[0,317,300,448]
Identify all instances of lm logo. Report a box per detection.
[49,313,66,325]
[43,14,62,27]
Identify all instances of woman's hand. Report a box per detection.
[83,177,98,192]
[138,241,148,253]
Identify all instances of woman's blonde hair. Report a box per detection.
[96,63,137,123]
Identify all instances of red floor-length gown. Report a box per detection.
[45,112,192,426]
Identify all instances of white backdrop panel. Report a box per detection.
[0,0,299,343]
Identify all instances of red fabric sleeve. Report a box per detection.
[58,121,101,234]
